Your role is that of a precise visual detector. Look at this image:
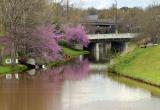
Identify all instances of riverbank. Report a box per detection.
[0,65,27,74]
[46,46,89,67]
[109,45,160,87]
[0,47,88,74]
[63,47,89,58]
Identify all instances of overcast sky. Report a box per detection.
[70,0,160,9]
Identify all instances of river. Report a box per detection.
[0,54,160,110]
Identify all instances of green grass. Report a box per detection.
[110,45,160,86]
[47,61,65,68]
[47,47,89,67]
[0,65,27,74]
[63,47,89,57]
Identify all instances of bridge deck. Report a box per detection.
[88,33,137,40]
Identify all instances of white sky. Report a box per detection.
[70,0,160,9]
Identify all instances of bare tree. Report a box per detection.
[0,0,47,63]
[137,5,160,44]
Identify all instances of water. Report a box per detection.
[0,58,160,110]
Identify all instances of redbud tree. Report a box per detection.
[63,25,89,48]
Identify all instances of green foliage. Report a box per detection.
[0,65,27,74]
[58,40,69,47]
[59,40,85,51]
[63,47,89,58]
[47,61,65,68]
[46,47,89,68]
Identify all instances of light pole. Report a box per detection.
[66,0,69,21]
[115,0,118,34]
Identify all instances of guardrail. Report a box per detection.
[88,33,138,40]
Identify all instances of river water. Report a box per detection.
[0,56,160,110]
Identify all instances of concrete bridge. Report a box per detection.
[87,33,138,61]
[88,33,137,42]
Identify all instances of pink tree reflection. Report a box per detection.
[63,59,89,80]
[38,59,90,81]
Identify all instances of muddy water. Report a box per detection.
[0,59,160,110]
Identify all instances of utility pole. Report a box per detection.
[115,0,118,34]
[54,0,64,17]
[66,0,69,21]
[56,0,59,17]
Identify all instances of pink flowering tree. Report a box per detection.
[63,25,89,48]
[0,24,90,64]
[29,25,62,62]
[0,25,63,63]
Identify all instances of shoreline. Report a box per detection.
[0,65,28,75]
[0,47,89,75]
[109,45,160,88]
[109,68,160,88]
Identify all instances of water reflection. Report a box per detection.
[0,59,160,110]
[27,69,36,76]
[108,73,160,97]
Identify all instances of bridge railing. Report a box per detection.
[88,33,138,40]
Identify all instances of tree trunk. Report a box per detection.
[0,47,4,65]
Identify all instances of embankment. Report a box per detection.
[109,45,160,87]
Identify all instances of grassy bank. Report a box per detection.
[0,65,27,74]
[110,45,160,86]
[47,47,89,67]
[63,47,89,57]
[0,46,88,74]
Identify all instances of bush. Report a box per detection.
[58,40,69,47]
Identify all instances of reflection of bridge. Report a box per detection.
[87,33,138,61]
[89,64,107,71]
[89,63,108,74]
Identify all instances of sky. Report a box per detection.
[70,0,160,9]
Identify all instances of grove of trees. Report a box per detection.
[0,0,160,65]
[0,0,89,64]
[85,5,160,44]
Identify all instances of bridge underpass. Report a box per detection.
[87,33,137,61]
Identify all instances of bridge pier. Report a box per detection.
[92,43,111,61]
[95,43,100,61]
[124,42,128,52]
[103,43,111,54]
[86,42,111,62]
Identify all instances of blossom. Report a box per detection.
[64,24,89,47]
[30,25,62,61]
